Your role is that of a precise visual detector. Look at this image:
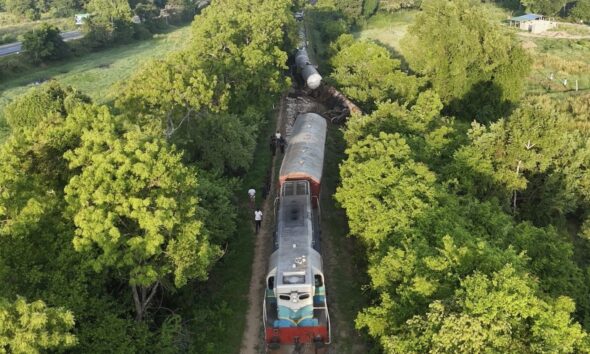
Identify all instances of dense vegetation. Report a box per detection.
[2,0,589,352]
[0,0,293,352]
[313,0,590,352]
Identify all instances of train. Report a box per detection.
[263,113,331,353]
[294,13,322,90]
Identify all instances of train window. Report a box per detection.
[296,181,309,195]
[314,275,323,287]
[279,295,290,301]
[283,183,295,196]
[299,294,310,300]
[267,276,274,289]
[283,274,305,284]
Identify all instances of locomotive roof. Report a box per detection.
[276,182,314,286]
[279,113,327,186]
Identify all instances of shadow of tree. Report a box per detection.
[446,81,516,124]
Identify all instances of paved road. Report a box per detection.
[0,30,83,57]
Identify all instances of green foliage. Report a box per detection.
[453,96,590,221]
[22,24,70,64]
[4,81,89,131]
[334,0,363,22]
[333,21,590,351]
[362,0,379,17]
[383,265,588,353]
[64,111,219,288]
[83,0,135,47]
[336,132,437,248]
[330,35,422,111]
[379,0,421,12]
[0,297,77,354]
[188,0,292,112]
[403,0,531,121]
[521,0,564,16]
[4,0,39,19]
[182,112,257,173]
[571,0,590,22]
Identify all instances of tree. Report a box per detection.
[382,266,588,353]
[521,0,563,16]
[362,0,379,17]
[330,35,422,111]
[50,0,81,17]
[570,0,590,22]
[4,81,89,131]
[22,24,69,64]
[379,0,421,12]
[64,110,220,321]
[343,90,454,163]
[453,96,587,219]
[334,0,363,22]
[402,0,531,121]
[4,0,39,19]
[335,132,437,248]
[84,0,134,45]
[0,297,76,354]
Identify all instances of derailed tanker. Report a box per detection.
[295,48,322,90]
[295,14,322,90]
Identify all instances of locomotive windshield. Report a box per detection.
[283,274,305,284]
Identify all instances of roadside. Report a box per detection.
[0,30,83,57]
[0,25,191,144]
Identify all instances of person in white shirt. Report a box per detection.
[248,188,255,207]
[275,130,281,140]
[254,208,263,233]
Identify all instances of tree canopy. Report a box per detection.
[402,0,531,121]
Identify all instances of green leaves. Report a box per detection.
[64,112,219,288]
[0,297,77,354]
[384,266,589,353]
[402,0,531,121]
[330,36,422,111]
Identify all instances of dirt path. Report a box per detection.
[518,31,590,39]
[239,96,286,354]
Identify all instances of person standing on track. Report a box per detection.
[269,135,277,156]
[254,208,263,233]
[278,136,286,154]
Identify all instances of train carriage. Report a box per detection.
[264,113,330,353]
[279,113,327,200]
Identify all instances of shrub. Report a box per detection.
[21,24,70,63]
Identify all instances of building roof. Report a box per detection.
[510,13,543,22]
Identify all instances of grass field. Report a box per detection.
[354,11,416,58]
[522,37,590,95]
[0,25,190,142]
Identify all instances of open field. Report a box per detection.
[354,11,416,57]
[522,37,590,95]
[0,25,190,142]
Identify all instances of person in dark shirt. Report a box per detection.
[269,135,277,156]
[278,136,286,154]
